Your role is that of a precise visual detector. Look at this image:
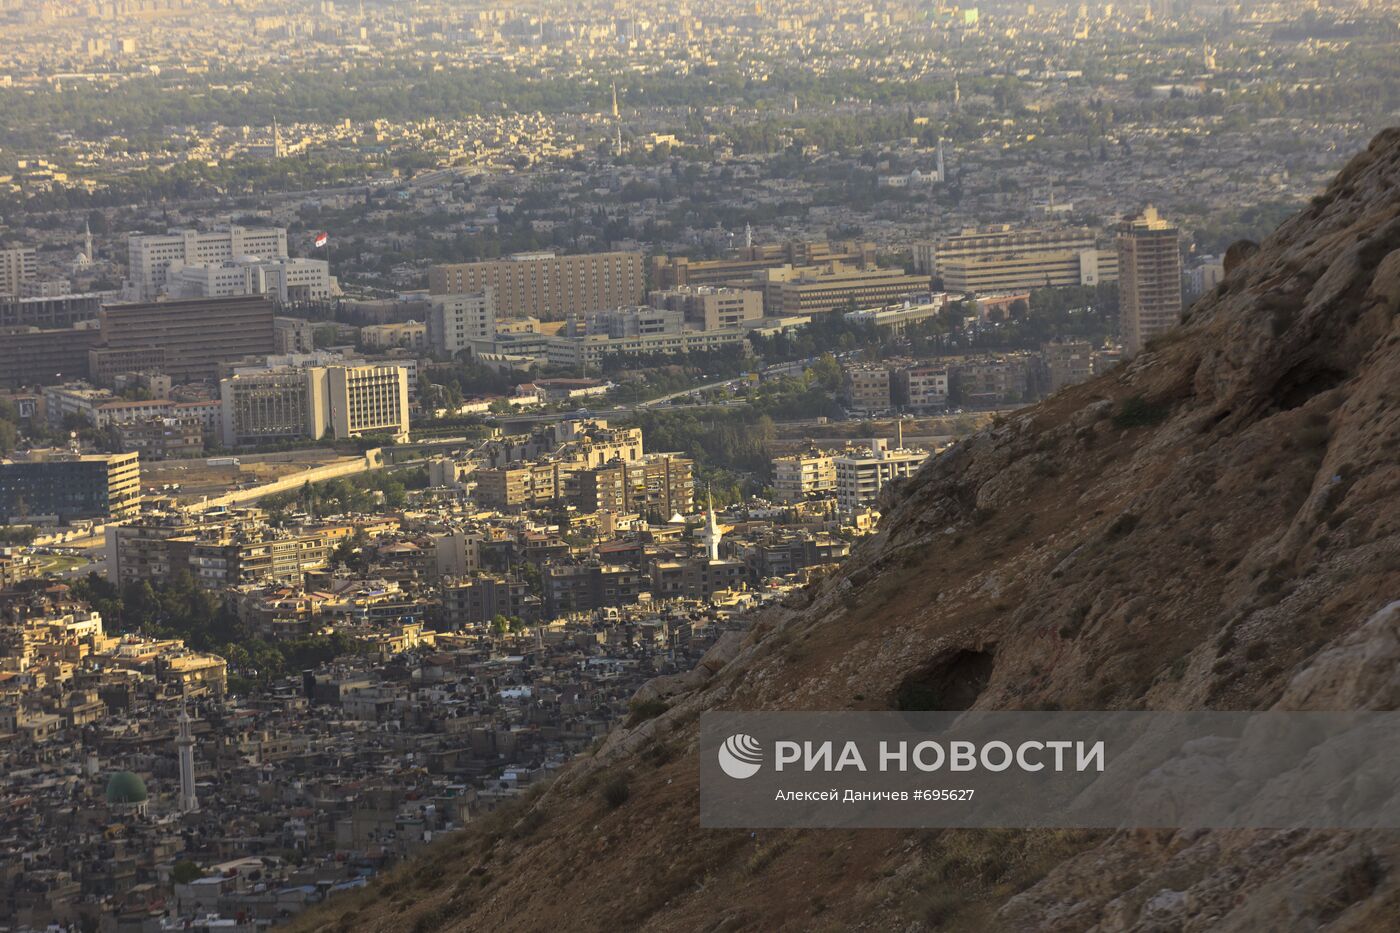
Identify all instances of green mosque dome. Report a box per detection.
[105,771,148,805]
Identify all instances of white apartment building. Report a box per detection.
[834,439,930,510]
[126,226,289,300]
[165,256,332,304]
[428,290,495,357]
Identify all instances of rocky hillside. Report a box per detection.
[299,128,1400,933]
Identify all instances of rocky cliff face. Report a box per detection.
[300,129,1400,933]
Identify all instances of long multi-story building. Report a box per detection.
[126,226,289,301]
[0,324,102,388]
[914,225,1100,276]
[844,296,946,334]
[186,533,332,587]
[100,295,276,382]
[939,248,1116,293]
[165,256,333,304]
[0,450,141,523]
[0,293,102,329]
[88,346,169,387]
[484,326,751,369]
[649,286,764,331]
[760,264,932,317]
[1117,206,1183,356]
[428,252,643,320]
[0,247,37,297]
[427,290,495,357]
[651,240,877,289]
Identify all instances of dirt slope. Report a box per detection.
[299,128,1400,933]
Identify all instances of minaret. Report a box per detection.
[702,487,723,562]
[611,81,620,119]
[953,74,961,110]
[176,705,198,813]
[272,116,284,158]
[83,219,93,263]
[936,137,946,182]
[745,222,753,250]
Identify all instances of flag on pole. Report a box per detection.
[313,232,330,249]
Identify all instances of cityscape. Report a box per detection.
[2,1,1398,931]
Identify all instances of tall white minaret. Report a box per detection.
[702,487,723,562]
[936,137,946,182]
[176,705,198,813]
[84,219,94,263]
[745,222,753,250]
[611,81,620,119]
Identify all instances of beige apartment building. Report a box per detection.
[772,452,838,503]
[427,290,495,356]
[846,366,894,413]
[649,286,764,331]
[428,251,643,320]
[0,247,37,297]
[474,462,563,509]
[896,365,951,411]
[360,321,427,352]
[1117,206,1183,356]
